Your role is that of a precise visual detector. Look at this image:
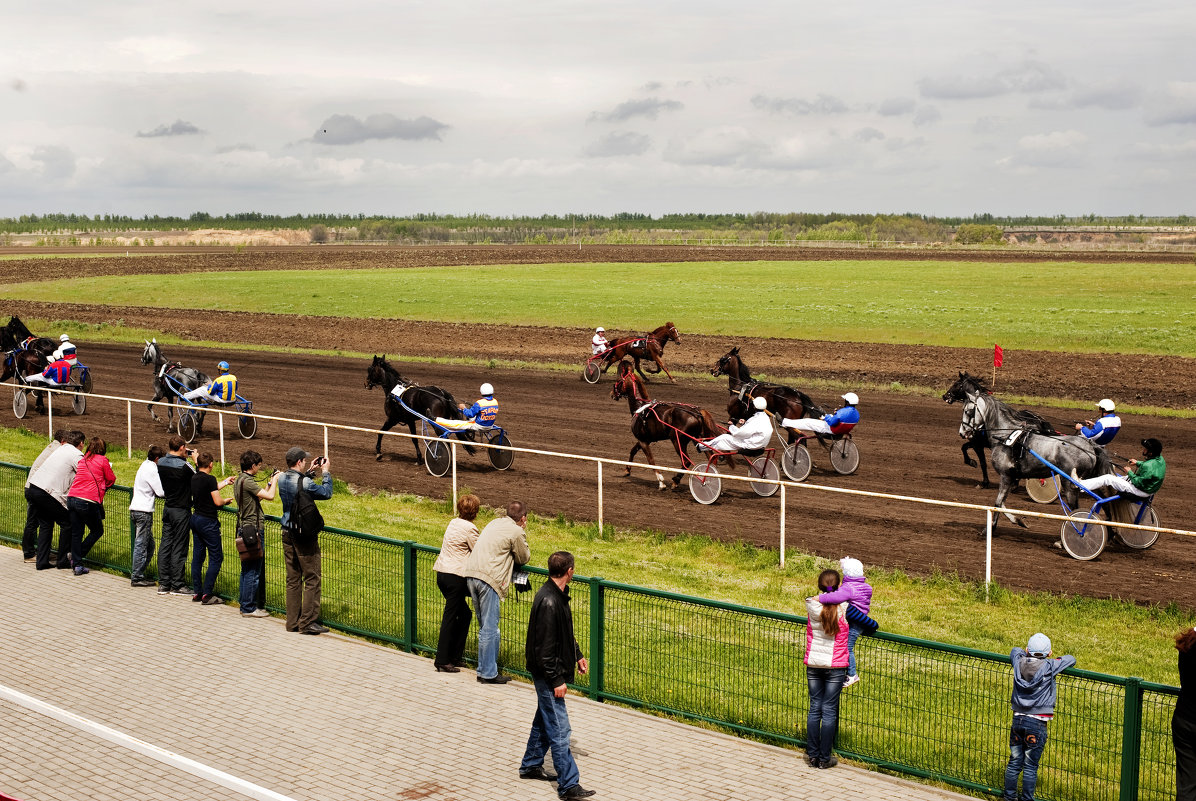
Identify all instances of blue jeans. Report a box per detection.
[846,621,864,677]
[467,578,501,679]
[1004,716,1049,801]
[130,511,155,581]
[521,677,581,792]
[239,554,265,612]
[806,666,847,762]
[189,514,223,598]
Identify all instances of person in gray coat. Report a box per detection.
[460,500,531,684]
[1004,633,1076,801]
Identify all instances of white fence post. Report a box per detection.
[597,462,604,537]
[47,391,52,437]
[985,509,993,602]
[780,484,787,568]
[127,401,132,459]
[451,441,458,508]
[322,425,328,460]
[218,413,226,473]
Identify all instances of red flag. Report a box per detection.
[994,344,1004,368]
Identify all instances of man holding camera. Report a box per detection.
[278,446,333,635]
[157,436,197,596]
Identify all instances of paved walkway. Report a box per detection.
[0,548,974,801]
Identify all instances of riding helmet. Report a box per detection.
[596,327,604,333]
[59,333,71,342]
[1142,438,1163,457]
[480,382,494,396]
[841,392,859,405]
[1097,398,1115,412]
[217,360,230,372]
[752,396,767,411]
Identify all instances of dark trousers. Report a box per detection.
[159,506,192,591]
[281,533,321,631]
[806,666,847,762]
[26,486,70,570]
[434,571,472,666]
[67,496,105,564]
[1176,711,1196,801]
[189,514,224,599]
[22,498,38,558]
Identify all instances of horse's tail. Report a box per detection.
[698,408,719,437]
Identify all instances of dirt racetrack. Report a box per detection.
[20,341,1196,610]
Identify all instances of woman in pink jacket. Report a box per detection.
[66,437,117,575]
[804,569,850,769]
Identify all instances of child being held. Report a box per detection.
[817,557,875,688]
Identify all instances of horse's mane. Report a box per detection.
[988,395,1057,435]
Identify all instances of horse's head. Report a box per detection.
[711,346,740,378]
[942,370,987,404]
[367,354,401,391]
[140,339,160,366]
[959,398,984,440]
[663,322,679,344]
[610,360,643,402]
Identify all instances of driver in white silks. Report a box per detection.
[783,392,861,437]
[700,396,773,452]
[51,334,77,365]
[591,327,610,355]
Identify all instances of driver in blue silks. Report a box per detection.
[1074,399,1120,445]
[183,361,238,404]
[26,356,72,387]
[459,383,499,427]
[783,393,861,436]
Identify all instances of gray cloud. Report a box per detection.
[999,130,1088,168]
[641,81,663,92]
[854,127,885,142]
[1145,84,1196,126]
[877,97,915,116]
[214,143,256,154]
[314,113,449,145]
[751,93,849,115]
[136,119,203,138]
[913,106,942,127]
[1127,140,1196,161]
[10,79,27,92]
[919,61,1066,100]
[1070,83,1142,111]
[885,137,927,152]
[31,145,76,180]
[972,116,1004,134]
[663,127,769,167]
[589,98,683,123]
[584,132,652,158]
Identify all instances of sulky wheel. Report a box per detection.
[71,365,93,394]
[780,442,812,482]
[424,439,451,477]
[1059,511,1107,561]
[749,456,780,497]
[828,438,860,475]
[13,389,28,419]
[178,412,198,443]
[485,429,514,471]
[582,361,601,384]
[1112,506,1160,550]
[689,462,721,505]
[238,414,258,439]
[1024,476,1059,504]
[71,392,86,416]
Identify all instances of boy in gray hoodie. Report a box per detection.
[1004,633,1076,801]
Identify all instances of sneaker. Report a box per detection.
[819,756,839,769]
[191,593,203,602]
[23,554,35,563]
[131,579,156,587]
[241,609,270,618]
[477,674,512,684]
[170,587,194,596]
[201,595,223,605]
[73,565,90,576]
[843,674,860,689]
[157,586,171,595]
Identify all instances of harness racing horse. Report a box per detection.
[2,316,56,360]
[711,347,823,444]
[941,371,1056,489]
[943,372,1111,525]
[141,339,211,433]
[600,323,680,384]
[611,359,718,490]
[364,355,475,464]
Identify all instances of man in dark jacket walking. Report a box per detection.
[519,551,595,799]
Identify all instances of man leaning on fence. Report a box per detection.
[277,446,333,635]
[460,500,531,684]
[157,436,197,596]
[1004,633,1075,801]
[23,429,67,562]
[129,445,165,586]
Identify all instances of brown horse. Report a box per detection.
[611,359,717,489]
[710,347,823,445]
[600,322,680,383]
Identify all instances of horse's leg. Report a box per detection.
[991,448,1025,527]
[976,441,991,488]
[375,415,398,461]
[634,355,652,383]
[652,352,675,384]
[407,420,425,465]
[625,442,641,476]
[639,441,667,490]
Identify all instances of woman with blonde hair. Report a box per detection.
[804,568,850,769]
[433,494,482,672]
[65,436,116,575]
[1175,626,1196,801]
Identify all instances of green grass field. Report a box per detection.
[4,260,1195,355]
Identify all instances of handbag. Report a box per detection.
[234,474,265,560]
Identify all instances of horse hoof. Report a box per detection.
[375,454,383,462]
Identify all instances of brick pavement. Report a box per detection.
[0,549,974,801]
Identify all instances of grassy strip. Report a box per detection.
[1,424,1187,685]
[4,260,1196,355]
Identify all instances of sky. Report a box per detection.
[2,1,1194,218]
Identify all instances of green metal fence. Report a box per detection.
[0,461,1178,800]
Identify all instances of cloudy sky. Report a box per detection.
[2,1,1194,218]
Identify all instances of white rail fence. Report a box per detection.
[16,385,1194,596]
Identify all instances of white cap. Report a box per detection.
[479,383,494,396]
[596,327,604,332]
[1097,398,1115,412]
[842,392,859,405]
[1027,633,1051,656]
[59,334,71,342]
[839,557,864,578]
[752,396,767,411]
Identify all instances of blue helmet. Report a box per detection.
[217,360,230,372]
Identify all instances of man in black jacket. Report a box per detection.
[518,551,595,799]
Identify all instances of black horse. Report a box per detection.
[142,339,210,433]
[365,355,475,463]
[2,316,55,359]
[711,347,823,444]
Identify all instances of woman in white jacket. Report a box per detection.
[805,569,850,769]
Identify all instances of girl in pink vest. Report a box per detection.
[804,569,850,769]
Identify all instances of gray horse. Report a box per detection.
[141,339,210,434]
[944,373,1110,525]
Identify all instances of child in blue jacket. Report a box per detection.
[1004,633,1076,801]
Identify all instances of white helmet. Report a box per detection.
[596,327,604,333]
[1097,398,1115,412]
[59,334,71,342]
[752,396,768,411]
[480,383,494,396]
[841,392,859,405]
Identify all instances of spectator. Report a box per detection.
[234,450,278,618]
[1174,626,1196,801]
[65,436,117,575]
[190,452,234,604]
[433,493,481,672]
[1003,633,1076,801]
[277,446,333,635]
[804,568,849,769]
[817,557,874,689]
[26,430,85,571]
[129,445,166,587]
[519,551,595,799]
[157,436,197,596]
[22,430,68,562]
[461,499,531,684]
